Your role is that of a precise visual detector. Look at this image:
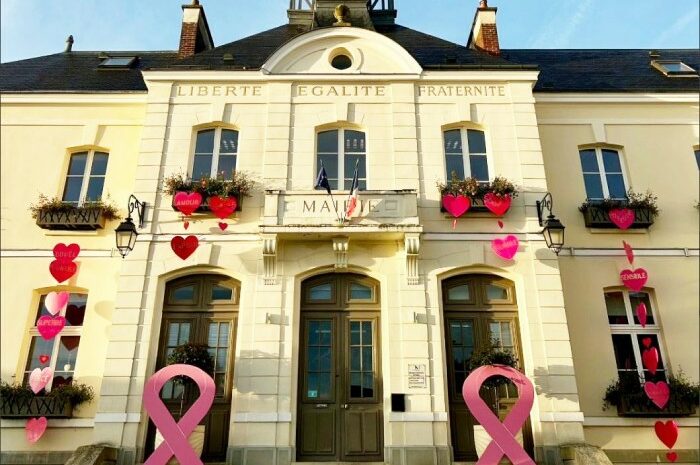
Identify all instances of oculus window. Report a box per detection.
[316,129,367,191]
[444,128,489,182]
[191,128,239,180]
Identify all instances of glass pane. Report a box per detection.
[167,324,180,346]
[62,177,83,203]
[344,154,366,179]
[52,372,73,388]
[450,320,474,396]
[90,153,109,175]
[318,372,331,398]
[216,349,227,370]
[630,293,654,325]
[307,347,319,371]
[192,154,213,180]
[344,178,367,191]
[447,285,470,301]
[208,324,219,346]
[486,285,508,301]
[606,174,627,199]
[445,154,465,180]
[443,130,462,154]
[350,347,361,371]
[319,347,330,371]
[469,155,489,182]
[583,174,604,200]
[344,131,365,153]
[637,334,666,382]
[351,323,361,345]
[64,295,86,326]
[695,150,700,169]
[467,130,487,154]
[56,336,80,372]
[217,155,236,179]
[362,373,374,397]
[85,177,105,201]
[362,346,372,370]
[349,283,372,300]
[350,373,361,398]
[319,325,331,345]
[361,322,372,344]
[605,292,628,324]
[195,129,215,154]
[450,323,461,345]
[317,130,338,153]
[317,154,338,190]
[499,323,513,348]
[611,334,637,370]
[579,150,599,173]
[67,153,88,175]
[173,285,195,302]
[211,285,233,301]
[306,320,332,401]
[215,373,226,396]
[219,323,230,347]
[602,149,622,172]
[309,283,332,301]
[24,337,56,372]
[219,130,238,153]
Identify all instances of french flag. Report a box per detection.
[344,163,360,220]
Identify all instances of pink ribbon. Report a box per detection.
[462,365,535,465]
[143,364,215,465]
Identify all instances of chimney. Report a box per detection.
[467,0,501,56]
[64,35,74,53]
[178,0,214,59]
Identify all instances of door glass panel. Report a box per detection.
[349,321,374,398]
[449,320,474,396]
[349,283,372,300]
[447,285,470,301]
[211,285,233,301]
[485,284,508,301]
[208,322,230,397]
[309,283,332,301]
[306,320,333,400]
[162,321,192,400]
[173,285,196,302]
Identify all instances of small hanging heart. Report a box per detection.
[39,354,50,364]
[497,220,504,229]
[25,417,48,443]
[642,337,652,348]
[218,222,228,231]
[636,303,648,327]
[184,221,190,230]
[666,452,678,462]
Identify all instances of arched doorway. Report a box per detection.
[146,274,239,462]
[296,273,383,462]
[442,274,533,461]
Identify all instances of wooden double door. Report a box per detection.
[147,275,239,463]
[297,274,383,462]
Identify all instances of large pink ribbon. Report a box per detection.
[462,365,535,465]
[143,364,215,465]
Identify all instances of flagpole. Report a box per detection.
[318,160,342,223]
[342,159,361,223]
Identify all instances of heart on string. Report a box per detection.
[483,193,512,216]
[173,192,203,216]
[25,417,48,443]
[171,235,199,260]
[183,221,190,230]
[442,195,471,218]
[37,316,67,340]
[497,220,504,229]
[45,291,70,316]
[52,243,80,261]
[29,367,53,394]
[654,420,678,449]
[644,381,670,409]
[620,268,648,292]
[39,355,50,364]
[641,337,652,348]
[642,347,659,375]
[218,222,228,231]
[209,196,237,220]
[636,303,648,327]
[666,452,678,463]
[491,235,519,260]
[49,260,77,283]
[609,208,635,230]
[622,241,634,265]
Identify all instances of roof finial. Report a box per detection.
[191,0,200,5]
[65,35,74,53]
[479,0,488,7]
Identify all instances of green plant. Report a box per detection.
[437,174,519,200]
[29,194,121,221]
[602,369,700,411]
[0,381,35,403]
[0,381,94,408]
[167,342,214,419]
[162,170,256,198]
[579,189,660,217]
[468,338,519,389]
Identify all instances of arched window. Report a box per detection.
[63,150,109,205]
[443,128,489,182]
[578,147,628,200]
[316,129,366,191]
[191,128,239,180]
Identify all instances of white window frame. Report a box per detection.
[579,146,630,200]
[606,288,668,382]
[190,127,239,178]
[316,128,367,191]
[63,150,108,206]
[24,293,85,391]
[443,128,492,182]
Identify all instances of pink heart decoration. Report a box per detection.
[442,195,471,218]
[183,221,190,230]
[29,367,53,394]
[642,347,659,375]
[654,420,678,449]
[44,291,70,316]
[644,381,670,409]
[37,316,67,340]
[25,417,48,443]
[491,235,519,260]
[636,303,648,327]
[39,354,50,364]
[641,337,652,348]
[483,193,512,216]
[173,192,203,216]
[49,259,77,283]
[171,235,199,260]
[52,243,80,261]
[609,208,635,230]
[620,268,648,292]
[666,452,678,463]
[622,240,634,265]
[218,222,228,231]
[209,196,238,220]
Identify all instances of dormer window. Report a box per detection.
[651,60,697,77]
[98,56,137,68]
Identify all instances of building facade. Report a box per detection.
[1,1,698,464]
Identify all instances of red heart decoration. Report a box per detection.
[620,268,648,292]
[644,381,670,409]
[642,337,652,348]
[442,195,471,218]
[184,221,190,230]
[173,192,203,216]
[39,355,50,364]
[636,303,648,327]
[642,347,659,375]
[622,240,634,265]
[49,260,77,283]
[483,193,512,216]
[497,220,504,229]
[666,452,678,462]
[491,235,519,260]
[52,243,80,261]
[25,417,48,443]
[218,222,228,231]
[209,196,237,220]
[37,316,67,340]
[609,208,635,230]
[654,420,678,449]
[171,235,199,260]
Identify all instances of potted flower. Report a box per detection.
[467,339,522,458]
[579,189,659,229]
[154,342,214,464]
[437,175,518,216]
[0,381,94,418]
[602,369,699,417]
[30,194,121,231]
[163,170,256,214]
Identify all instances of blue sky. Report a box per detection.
[2,0,698,63]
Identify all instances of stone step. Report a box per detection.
[65,445,118,465]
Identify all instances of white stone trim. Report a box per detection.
[232,412,292,423]
[1,418,95,428]
[388,412,449,422]
[583,416,700,427]
[559,248,699,257]
[94,413,141,423]
[534,92,700,103]
[0,93,148,104]
[1,249,116,257]
[539,412,585,423]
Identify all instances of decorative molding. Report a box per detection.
[539,411,585,423]
[261,234,278,285]
[1,418,95,428]
[405,233,421,284]
[583,416,699,427]
[232,412,292,422]
[332,236,349,269]
[94,413,141,423]
[388,412,448,422]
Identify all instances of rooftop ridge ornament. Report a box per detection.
[333,4,351,26]
[479,0,488,7]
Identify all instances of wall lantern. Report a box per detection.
[115,195,147,258]
[536,192,565,255]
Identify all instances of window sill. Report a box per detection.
[43,230,101,237]
[583,416,698,427]
[587,228,648,235]
[0,418,94,428]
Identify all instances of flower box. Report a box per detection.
[581,205,655,229]
[36,207,108,231]
[0,396,73,418]
[170,193,242,213]
[440,197,495,214]
[616,397,696,417]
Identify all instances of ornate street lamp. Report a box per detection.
[115,195,147,258]
[536,193,566,255]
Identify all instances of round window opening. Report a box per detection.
[331,54,353,70]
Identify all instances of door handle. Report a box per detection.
[341,404,349,409]
[315,403,328,408]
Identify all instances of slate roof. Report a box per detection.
[1,23,698,93]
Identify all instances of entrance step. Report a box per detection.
[65,445,118,465]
